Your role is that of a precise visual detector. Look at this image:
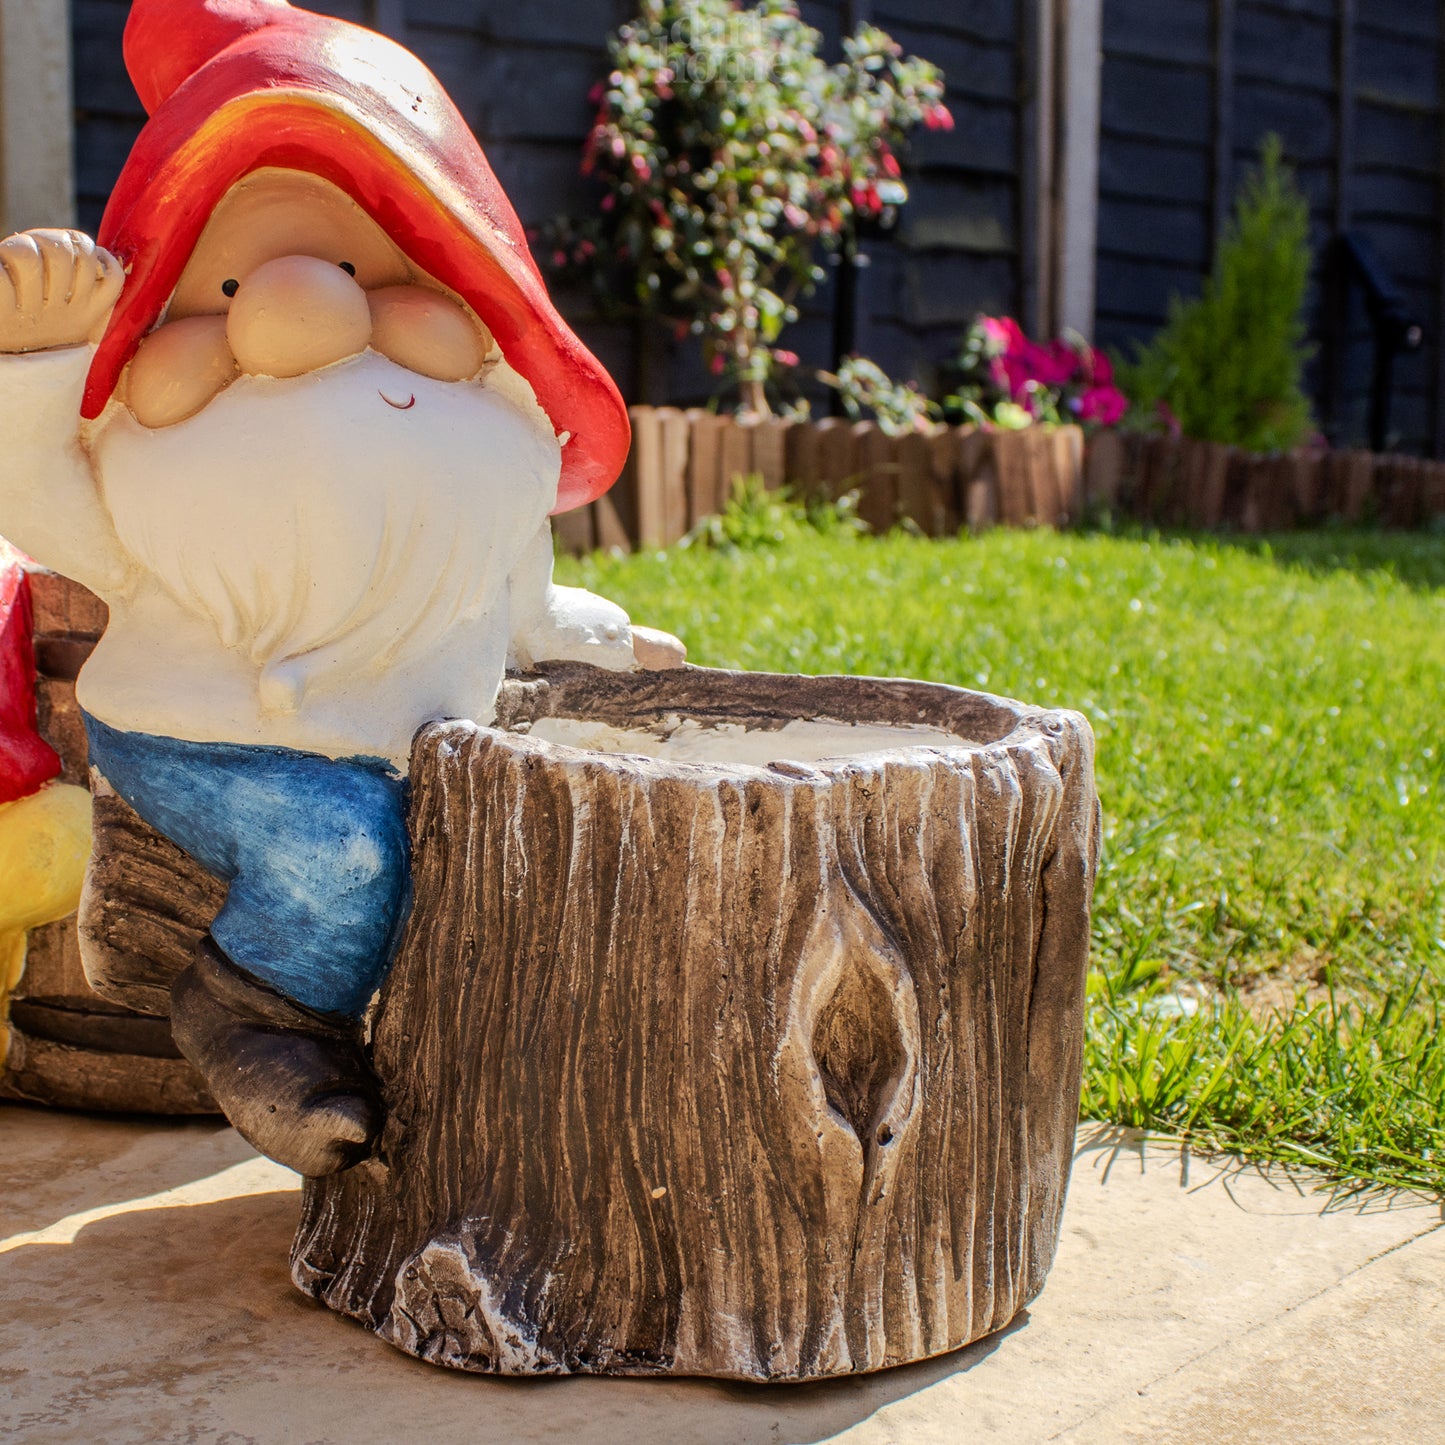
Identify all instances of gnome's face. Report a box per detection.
[90,164,564,712]
[122,168,498,429]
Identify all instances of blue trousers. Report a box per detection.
[84,715,409,1018]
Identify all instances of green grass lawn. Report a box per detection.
[559,523,1445,1194]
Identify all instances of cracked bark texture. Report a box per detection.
[293,664,1101,1381]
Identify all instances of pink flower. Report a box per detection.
[552,250,568,269]
[980,315,1026,355]
[600,193,615,212]
[851,185,883,217]
[715,267,733,289]
[631,153,652,180]
[710,353,726,377]
[1090,349,1114,386]
[783,203,808,229]
[1075,385,1128,427]
[924,104,955,132]
[996,354,1031,401]
[880,150,901,179]
[773,349,800,368]
[1022,339,1080,389]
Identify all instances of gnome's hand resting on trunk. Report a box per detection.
[0,230,125,356]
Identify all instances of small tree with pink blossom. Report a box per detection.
[556,0,950,415]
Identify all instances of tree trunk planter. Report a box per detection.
[291,663,1101,1381]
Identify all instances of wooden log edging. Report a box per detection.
[556,407,1445,553]
[291,663,1102,1380]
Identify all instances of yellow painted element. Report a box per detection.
[0,783,93,1070]
[0,931,24,1071]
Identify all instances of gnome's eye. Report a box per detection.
[339,262,357,277]
[221,279,240,298]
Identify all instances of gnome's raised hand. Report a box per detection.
[0,230,125,355]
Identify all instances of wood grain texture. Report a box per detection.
[293,664,1100,1380]
[78,786,229,1018]
[0,569,217,1113]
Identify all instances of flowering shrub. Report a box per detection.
[942,317,1129,431]
[553,0,950,414]
[819,356,934,436]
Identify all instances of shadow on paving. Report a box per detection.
[0,1163,1026,1445]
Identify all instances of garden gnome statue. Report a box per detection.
[0,544,93,1065]
[0,0,681,1176]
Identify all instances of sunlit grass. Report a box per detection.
[559,523,1445,1192]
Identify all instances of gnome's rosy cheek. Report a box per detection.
[368,286,495,382]
[123,315,237,429]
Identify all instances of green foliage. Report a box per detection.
[1123,137,1316,452]
[681,473,866,551]
[818,356,934,436]
[1085,978,1445,1195]
[560,527,1445,1193]
[552,0,950,412]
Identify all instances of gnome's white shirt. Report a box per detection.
[0,344,634,770]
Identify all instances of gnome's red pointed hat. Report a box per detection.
[88,0,627,512]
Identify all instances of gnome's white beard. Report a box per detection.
[85,351,561,762]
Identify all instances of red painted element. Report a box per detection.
[94,1,628,513]
[0,548,63,807]
[124,0,293,114]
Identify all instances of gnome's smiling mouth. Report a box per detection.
[380,390,416,410]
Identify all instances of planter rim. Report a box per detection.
[414,661,1089,784]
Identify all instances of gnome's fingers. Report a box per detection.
[89,247,126,326]
[37,229,80,306]
[0,234,45,318]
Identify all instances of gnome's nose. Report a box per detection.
[226,255,372,379]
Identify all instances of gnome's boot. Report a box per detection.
[171,939,382,1177]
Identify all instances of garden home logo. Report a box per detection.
[669,14,779,84]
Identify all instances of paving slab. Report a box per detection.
[0,1103,1440,1443]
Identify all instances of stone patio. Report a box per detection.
[1,1105,1440,1442]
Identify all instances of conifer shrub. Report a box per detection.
[1123,136,1316,453]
